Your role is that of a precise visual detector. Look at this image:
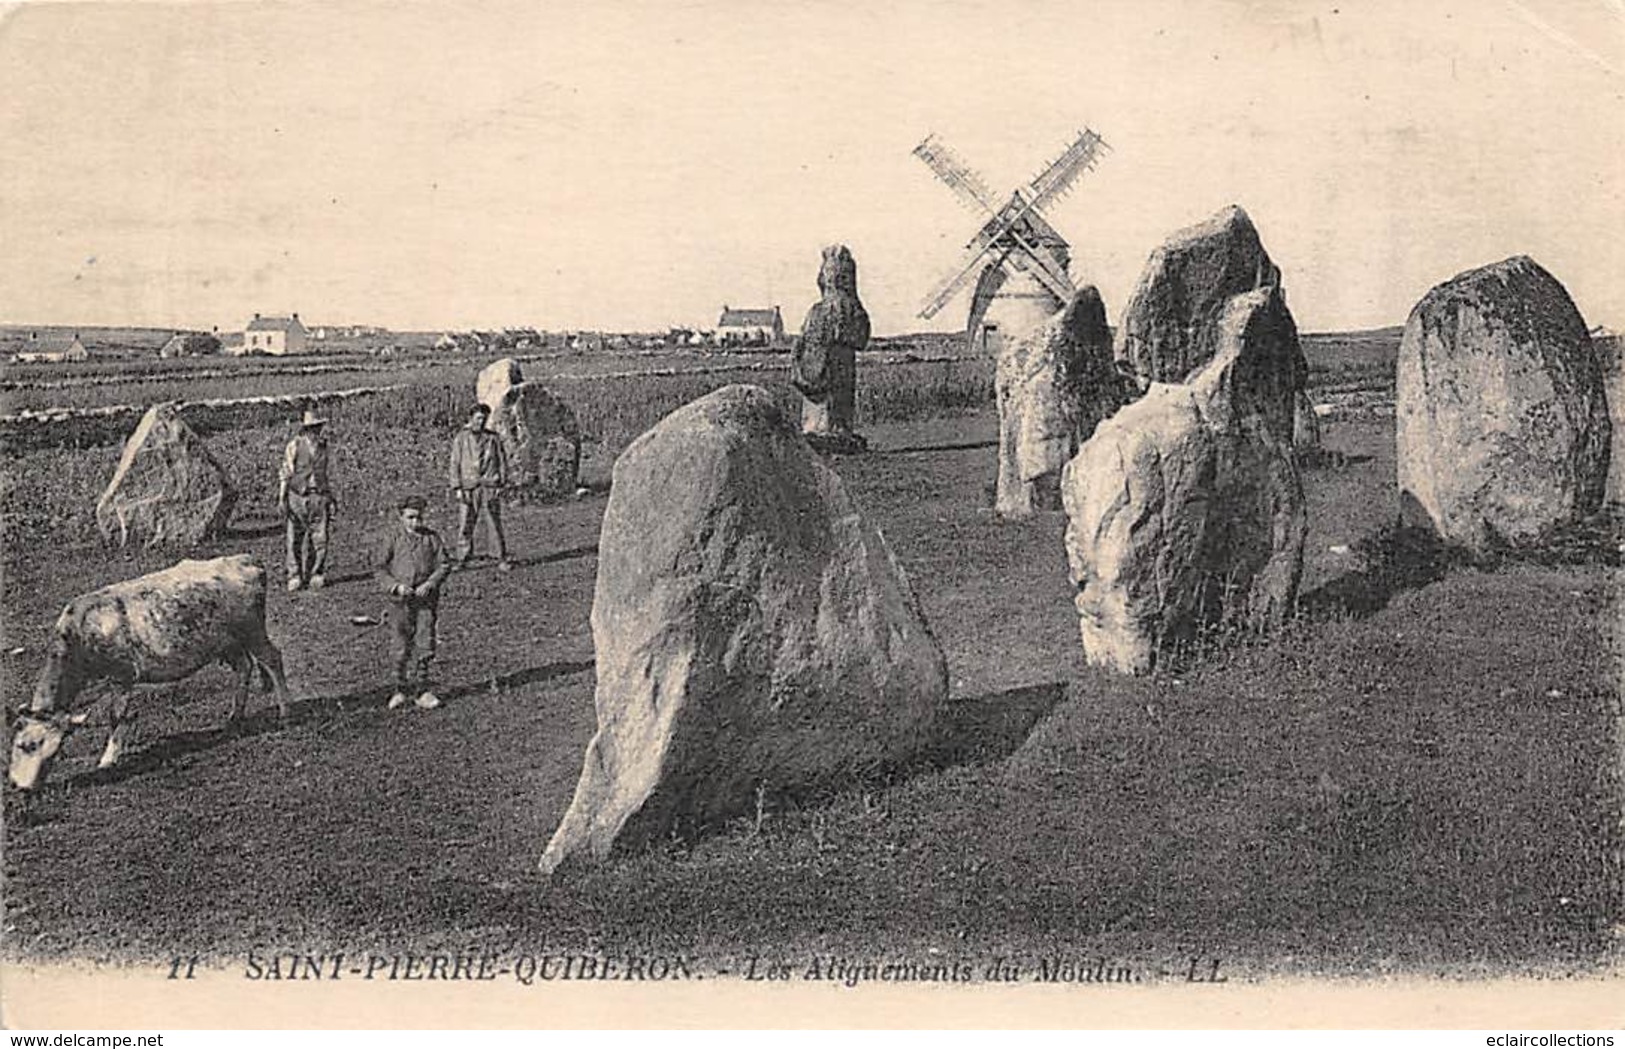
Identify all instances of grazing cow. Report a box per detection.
[9,555,291,790]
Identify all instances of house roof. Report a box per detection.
[718,306,780,328]
[246,315,304,332]
[25,333,85,353]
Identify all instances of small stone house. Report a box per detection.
[13,331,89,363]
[716,305,784,347]
[242,313,308,355]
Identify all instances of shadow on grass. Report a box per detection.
[54,658,597,791]
[1297,450,1375,471]
[223,521,284,541]
[516,544,599,568]
[1301,522,1465,620]
[873,439,998,457]
[1303,507,1623,622]
[921,681,1068,771]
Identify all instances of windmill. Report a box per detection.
[913,129,1108,354]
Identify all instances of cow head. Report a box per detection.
[8,708,88,791]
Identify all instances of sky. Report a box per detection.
[1,0,1621,336]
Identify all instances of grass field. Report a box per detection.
[2,404,1618,978]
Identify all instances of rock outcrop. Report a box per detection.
[476,357,525,413]
[489,382,581,499]
[1396,256,1611,557]
[791,245,871,453]
[993,286,1125,516]
[95,403,236,548]
[540,384,948,872]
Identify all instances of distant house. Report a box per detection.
[159,331,223,359]
[715,305,784,347]
[13,331,89,363]
[503,327,540,349]
[242,313,308,355]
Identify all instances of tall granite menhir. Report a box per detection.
[993,286,1124,516]
[791,244,871,453]
[96,402,236,548]
[1397,256,1611,558]
[1062,206,1307,674]
[540,385,948,873]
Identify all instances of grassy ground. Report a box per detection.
[2,409,1618,978]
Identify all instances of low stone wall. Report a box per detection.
[0,385,409,453]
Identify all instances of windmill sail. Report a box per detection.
[914,127,1106,318]
[913,134,999,215]
[920,245,1004,320]
[1024,129,1108,212]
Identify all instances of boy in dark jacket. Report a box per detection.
[374,494,451,710]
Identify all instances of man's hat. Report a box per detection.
[399,494,427,512]
[300,408,327,428]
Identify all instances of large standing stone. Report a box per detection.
[476,357,524,412]
[489,382,581,499]
[1598,334,1625,503]
[1115,204,1286,386]
[791,245,871,453]
[95,403,236,548]
[1062,287,1307,674]
[540,384,949,872]
[1396,256,1611,557]
[993,286,1125,517]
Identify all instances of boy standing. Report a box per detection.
[375,495,451,710]
[448,403,512,571]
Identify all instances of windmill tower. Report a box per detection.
[914,129,1108,357]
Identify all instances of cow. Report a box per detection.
[9,554,291,790]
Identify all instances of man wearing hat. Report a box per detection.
[278,407,337,591]
[374,494,450,710]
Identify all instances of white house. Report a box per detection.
[242,313,308,355]
[13,331,89,363]
[715,305,784,347]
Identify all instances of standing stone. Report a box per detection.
[95,403,236,548]
[540,384,948,873]
[993,286,1125,516]
[1063,285,1307,675]
[1115,204,1287,386]
[489,382,581,499]
[476,357,524,412]
[791,245,871,453]
[1598,334,1625,504]
[1396,256,1611,557]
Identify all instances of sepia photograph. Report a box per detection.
[1,0,1621,1032]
